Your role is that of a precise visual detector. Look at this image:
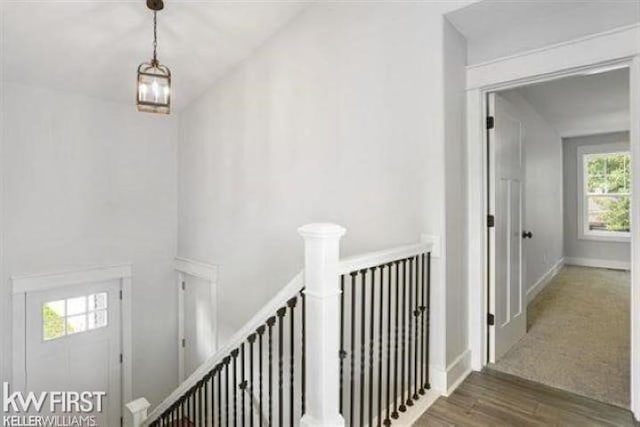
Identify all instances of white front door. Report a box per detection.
[26,280,122,426]
[182,275,217,380]
[488,92,526,362]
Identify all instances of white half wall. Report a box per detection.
[1,82,178,408]
[498,90,564,293]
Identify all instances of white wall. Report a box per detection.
[0,82,178,408]
[443,19,469,365]
[563,132,631,264]
[178,1,471,386]
[499,90,564,292]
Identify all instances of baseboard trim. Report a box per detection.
[565,257,630,271]
[527,257,564,303]
[444,349,472,396]
[430,349,472,397]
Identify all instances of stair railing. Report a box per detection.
[126,223,432,427]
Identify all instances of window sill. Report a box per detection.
[578,233,631,243]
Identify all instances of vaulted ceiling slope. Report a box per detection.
[515,67,630,138]
[447,0,640,65]
[2,1,312,110]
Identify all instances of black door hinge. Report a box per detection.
[486,116,495,129]
[487,214,495,228]
[181,281,186,291]
[119,353,123,364]
[182,338,186,348]
[487,313,495,326]
[119,290,123,300]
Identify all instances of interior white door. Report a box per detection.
[26,280,122,426]
[488,92,526,362]
[183,275,217,379]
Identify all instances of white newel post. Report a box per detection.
[299,223,346,427]
[298,224,346,427]
[125,398,150,427]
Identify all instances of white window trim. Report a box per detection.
[577,142,631,243]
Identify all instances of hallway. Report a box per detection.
[492,266,630,408]
[415,370,637,426]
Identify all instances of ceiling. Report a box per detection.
[2,1,312,110]
[447,0,640,65]
[513,67,630,138]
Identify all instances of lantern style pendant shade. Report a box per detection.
[137,0,171,114]
[137,62,171,114]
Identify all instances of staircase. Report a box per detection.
[126,223,434,426]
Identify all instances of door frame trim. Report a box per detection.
[174,257,218,383]
[466,26,639,419]
[11,264,133,413]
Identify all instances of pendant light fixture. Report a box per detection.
[137,0,171,114]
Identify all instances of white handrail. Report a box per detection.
[338,241,433,275]
[144,270,304,424]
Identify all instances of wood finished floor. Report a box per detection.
[415,369,638,426]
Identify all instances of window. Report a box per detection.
[43,292,108,341]
[579,146,631,241]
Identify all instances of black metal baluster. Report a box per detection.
[407,257,414,408]
[241,343,247,427]
[185,389,190,423]
[384,263,392,426]
[426,252,431,390]
[225,356,231,427]
[349,271,357,427]
[369,266,376,427]
[419,253,425,395]
[232,349,239,427]
[218,365,223,427]
[277,307,287,427]
[178,396,183,423]
[288,297,297,427]
[359,269,367,427]
[267,317,276,426]
[413,255,420,402]
[391,260,400,420]
[399,259,407,413]
[199,382,204,426]
[301,289,306,415]
[248,334,256,427]
[214,367,216,426]
[204,374,210,427]
[192,388,196,423]
[257,326,265,427]
[377,265,384,427]
[339,275,345,415]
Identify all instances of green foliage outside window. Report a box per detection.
[585,152,631,233]
[43,305,75,340]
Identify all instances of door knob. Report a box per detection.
[522,231,533,239]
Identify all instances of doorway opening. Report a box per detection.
[485,66,632,408]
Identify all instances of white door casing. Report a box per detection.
[175,257,218,382]
[488,93,526,363]
[465,23,639,421]
[25,280,121,426]
[11,264,133,419]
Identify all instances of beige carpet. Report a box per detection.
[491,265,630,408]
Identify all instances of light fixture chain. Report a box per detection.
[152,10,158,64]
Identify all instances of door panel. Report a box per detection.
[26,280,121,425]
[489,92,526,362]
[183,275,217,379]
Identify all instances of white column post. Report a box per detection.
[125,398,150,427]
[299,223,346,427]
